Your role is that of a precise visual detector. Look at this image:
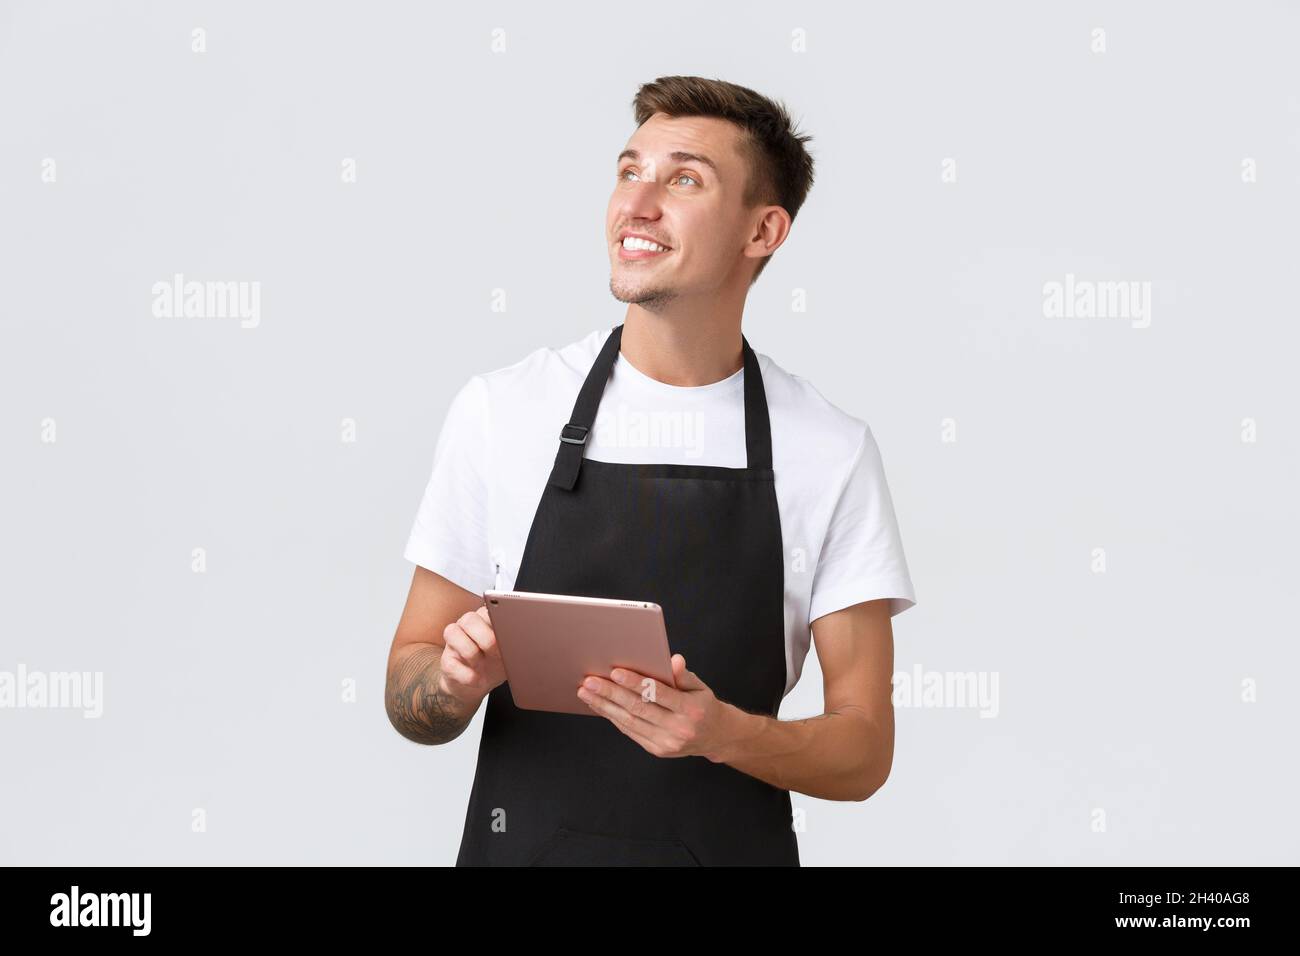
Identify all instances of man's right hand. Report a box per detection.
[438,605,507,704]
[385,568,501,745]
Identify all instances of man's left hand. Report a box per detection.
[576,654,737,762]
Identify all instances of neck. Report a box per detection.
[619,307,744,387]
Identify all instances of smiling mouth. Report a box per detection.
[617,236,672,260]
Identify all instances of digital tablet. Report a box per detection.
[482,589,676,716]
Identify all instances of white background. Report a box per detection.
[1,0,1296,864]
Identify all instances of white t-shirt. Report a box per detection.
[404,324,917,700]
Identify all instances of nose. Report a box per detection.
[616,177,665,226]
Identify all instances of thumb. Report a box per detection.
[672,654,705,690]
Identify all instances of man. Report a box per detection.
[386,76,916,866]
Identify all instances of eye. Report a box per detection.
[618,167,699,186]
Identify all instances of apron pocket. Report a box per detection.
[528,826,701,866]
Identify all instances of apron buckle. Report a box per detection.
[559,423,589,445]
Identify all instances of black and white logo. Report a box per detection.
[49,886,151,936]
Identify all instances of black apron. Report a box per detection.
[455,323,799,866]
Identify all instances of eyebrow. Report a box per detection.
[618,148,718,173]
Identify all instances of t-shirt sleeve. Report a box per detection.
[403,374,496,596]
[808,425,917,624]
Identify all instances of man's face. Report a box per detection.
[607,113,756,310]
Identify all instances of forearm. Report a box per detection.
[385,642,482,745]
[711,704,889,802]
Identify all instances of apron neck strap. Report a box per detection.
[547,323,772,491]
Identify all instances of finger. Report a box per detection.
[620,724,670,757]
[584,675,673,728]
[578,686,675,751]
[609,668,685,713]
[447,613,496,658]
[456,611,499,656]
[587,697,673,755]
[442,623,484,665]
[584,703,663,755]
[671,654,706,691]
[440,653,478,688]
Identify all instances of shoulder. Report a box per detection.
[755,347,871,474]
[472,325,611,400]
[441,326,611,453]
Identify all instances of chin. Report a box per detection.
[609,281,678,310]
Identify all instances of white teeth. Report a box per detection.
[621,236,668,252]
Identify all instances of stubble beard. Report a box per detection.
[609,273,679,312]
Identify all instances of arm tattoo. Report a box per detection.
[386,645,474,745]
